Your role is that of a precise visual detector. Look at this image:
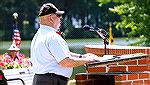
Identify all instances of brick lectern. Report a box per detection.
[76,45,150,85]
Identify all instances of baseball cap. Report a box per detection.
[38,3,64,16]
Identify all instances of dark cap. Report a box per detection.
[38,3,64,16]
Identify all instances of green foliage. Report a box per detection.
[97,0,150,46]
[0,0,122,40]
[64,28,97,39]
[0,0,38,40]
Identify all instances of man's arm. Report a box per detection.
[59,57,87,67]
[59,52,98,67]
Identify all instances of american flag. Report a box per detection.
[12,28,21,48]
[12,13,21,48]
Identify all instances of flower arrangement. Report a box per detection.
[0,53,32,70]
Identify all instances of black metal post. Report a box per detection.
[96,31,109,55]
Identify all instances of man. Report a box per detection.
[31,3,98,85]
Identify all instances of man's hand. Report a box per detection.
[81,53,99,62]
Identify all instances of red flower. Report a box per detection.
[0,62,5,67]
[16,59,23,64]
[5,59,12,63]
[17,53,25,59]
[0,53,32,69]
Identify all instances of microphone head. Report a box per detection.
[94,27,100,31]
[83,25,95,32]
[83,25,91,31]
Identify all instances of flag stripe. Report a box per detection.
[12,29,21,47]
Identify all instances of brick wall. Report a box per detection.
[85,45,150,85]
[85,45,150,57]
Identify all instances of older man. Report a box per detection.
[31,3,98,85]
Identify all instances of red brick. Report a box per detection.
[119,60,137,65]
[109,66,127,72]
[88,66,106,72]
[133,80,143,85]
[128,66,149,72]
[139,73,150,79]
[147,49,150,55]
[138,58,150,65]
[145,57,150,65]
[115,75,126,81]
[144,79,150,85]
[115,81,132,85]
[128,74,138,80]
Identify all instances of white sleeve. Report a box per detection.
[47,34,70,63]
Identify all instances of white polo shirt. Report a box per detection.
[31,25,73,78]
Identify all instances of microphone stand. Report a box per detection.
[83,25,109,73]
[84,31,109,74]
[95,30,109,55]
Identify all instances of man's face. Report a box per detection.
[52,13,62,30]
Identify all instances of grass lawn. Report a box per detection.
[0,37,139,83]
[0,38,101,80]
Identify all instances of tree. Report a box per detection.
[0,0,38,40]
[0,0,121,40]
[97,0,150,46]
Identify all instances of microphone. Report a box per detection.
[83,25,109,53]
[83,25,108,37]
[83,25,99,31]
[83,25,94,31]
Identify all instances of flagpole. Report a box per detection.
[12,13,21,48]
[13,12,18,30]
[7,13,20,61]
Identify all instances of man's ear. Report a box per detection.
[48,14,54,23]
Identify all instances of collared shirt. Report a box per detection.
[31,24,73,78]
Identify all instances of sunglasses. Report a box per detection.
[54,13,62,18]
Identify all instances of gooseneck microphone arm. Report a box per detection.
[95,30,109,55]
[83,25,109,55]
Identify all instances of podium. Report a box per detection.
[78,45,150,85]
